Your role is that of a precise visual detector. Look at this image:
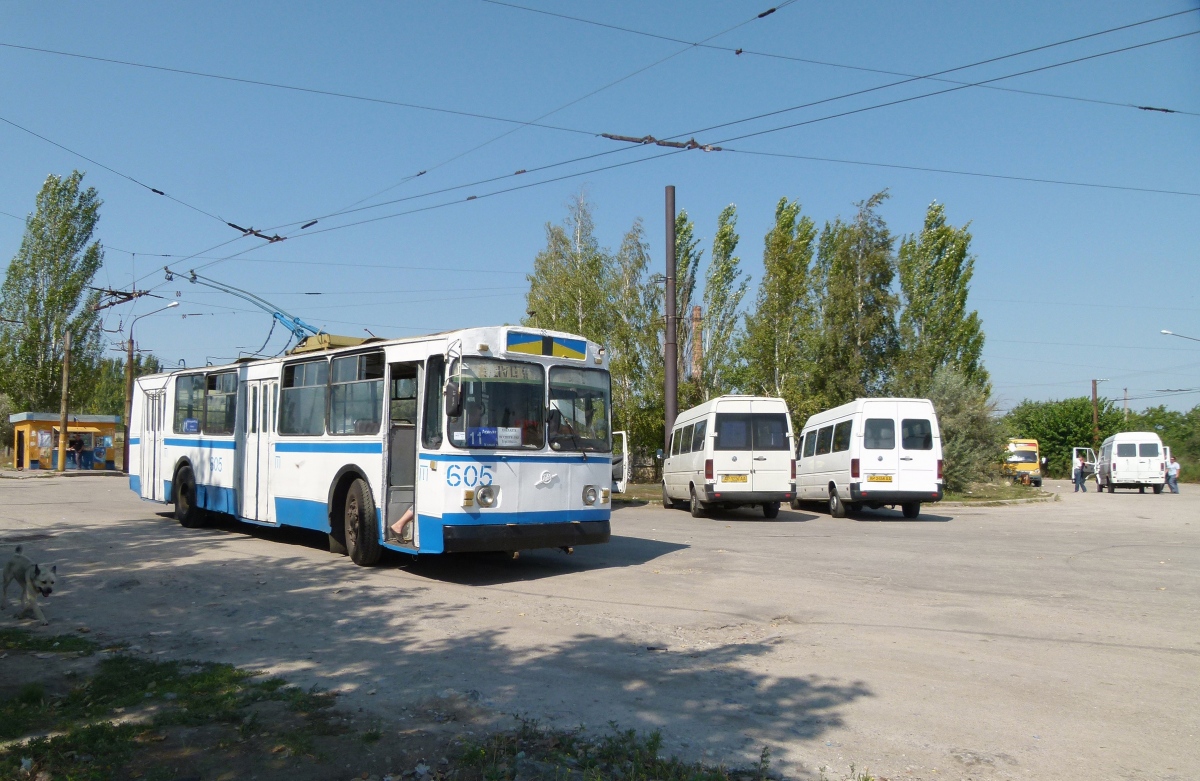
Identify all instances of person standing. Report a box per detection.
[1167,456,1181,494]
[1074,454,1088,493]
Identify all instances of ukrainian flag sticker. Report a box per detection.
[506,331,587,360]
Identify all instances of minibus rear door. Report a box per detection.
[749,401,792,494]
[897,401,938,491]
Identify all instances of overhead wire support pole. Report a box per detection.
[664,186,677,454]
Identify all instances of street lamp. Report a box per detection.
[123,302,179,473]
[1161,329,1200,343]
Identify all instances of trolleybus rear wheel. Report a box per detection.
[345,478,381,566]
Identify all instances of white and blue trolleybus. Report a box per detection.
[128,326,616,565]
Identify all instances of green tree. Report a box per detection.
[607,219,665,461]
[673,209,704,409]
[897,201,988,395]
[83,354,162,416]
[739,198,819,424]
[1004,397,1124,477]
[522,190,611,340]
[698,205,749,400]
[0,172,105,412]
[809,191,898,406]
[926,367,1003,492]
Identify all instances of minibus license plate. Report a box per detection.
[867,475,893,483]
[722,474,748,483]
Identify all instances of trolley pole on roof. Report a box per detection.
[664,186,677,452]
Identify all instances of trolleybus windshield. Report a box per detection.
[447,358,545,449]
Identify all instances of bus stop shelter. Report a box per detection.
[9,412,121,471]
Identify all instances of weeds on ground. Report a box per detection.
[459,716,776,781]
[819,764,875,781]
[0,629,341,780]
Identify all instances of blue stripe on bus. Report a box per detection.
[419,453,611,465]
[274,441,383,454]
[274,497,330,532]
[196,484,238,516]
[128,437,140,446]
[129,475,141,495]
[163,438,237,450]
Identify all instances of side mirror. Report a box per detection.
[443,381,462,418]
[656,448,664,460]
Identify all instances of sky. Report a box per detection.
[1,0,1198,414]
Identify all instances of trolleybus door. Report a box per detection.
[261,381,277,523]
[141,390,166,501]
[240,381,276,523]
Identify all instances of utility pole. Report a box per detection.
[1091,378,1108,448]
[57,331,71,472]
[664,186,677,452]
[123,335,135,473]
[1123,388,1129,421]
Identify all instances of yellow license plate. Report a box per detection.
[867,475,893,483]
[721,474,748,483]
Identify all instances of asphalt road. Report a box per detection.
[1,475,1196,780]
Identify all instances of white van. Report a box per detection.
[1097,432,1166,493]
[660,395,795,518]
[794,398,943,518]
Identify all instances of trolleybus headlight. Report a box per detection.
[476,484,497,508]
[582,485,598,506]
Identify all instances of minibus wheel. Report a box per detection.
[689,487,707,518]
[1153,484,1163,494]
[762,501,780,519]
[174,465,207,528]
[345,478,382,566]
[902,501,921,519]
[828,488,847,518]
[661,482,675,509]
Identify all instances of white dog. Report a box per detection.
[2,546,57,625]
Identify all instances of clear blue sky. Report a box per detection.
[2,1,1197,413]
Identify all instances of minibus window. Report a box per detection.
[714,415,750,450]
[815,426,833,455]
[671,428,683,456]
[680,424,695,454]
[832,421,852,453]
[752,414,790,450]
[803,431,817,458]
[1116,443,1136,458]
[901,419,933,450]
[692,420,707,452]
[863,419,895,450]
[1139,443,1159,457]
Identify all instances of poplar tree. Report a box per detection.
[740,198,818,423]
[673,209,702,407]
[810,191,898,405]
[897,201,988,395]
[522,190,611,340]
[0,172,105,412]
[699,204,748,400]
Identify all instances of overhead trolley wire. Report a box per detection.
[484,2,1199,118]
[0,113,231,226]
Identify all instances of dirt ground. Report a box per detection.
[1,474,1197,780]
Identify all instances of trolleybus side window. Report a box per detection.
[203,372,238,435]
[448,358,545,449]
[422,355,445,448]
[173,374,205,433]
[329,352,384,435]
[390,371,418,425]
[249,386,258,433]
[280,359,329,436]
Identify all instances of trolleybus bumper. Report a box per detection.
[849,484,943,503]
[442,520,610,553]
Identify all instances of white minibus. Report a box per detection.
[1097,431,1166,493]
[659,395,795,518]
[794,398,943,518]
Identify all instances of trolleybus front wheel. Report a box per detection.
[344,478,382,567]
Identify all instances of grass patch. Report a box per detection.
[944,481,1051,503]
[459,717,775,781]
[0,628,98,655]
